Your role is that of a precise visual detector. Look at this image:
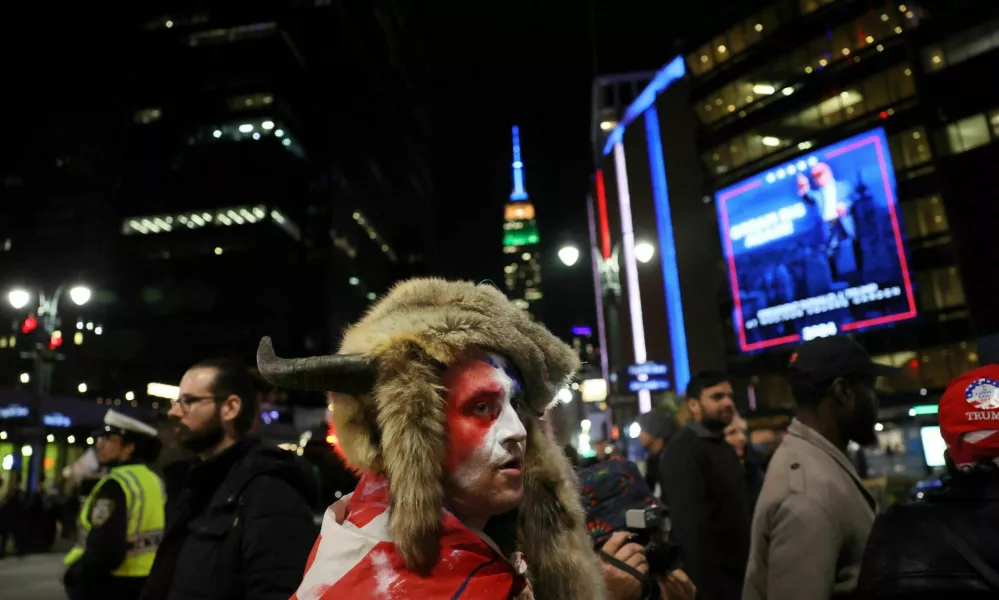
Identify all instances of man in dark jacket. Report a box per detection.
[659,370,750,600]
[140,358,318,600]
[857,364,999,599]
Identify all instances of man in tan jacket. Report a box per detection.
[744,337,896,600]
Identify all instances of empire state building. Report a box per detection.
[502,125,543,318]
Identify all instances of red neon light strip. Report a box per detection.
[840,135,918,329]
[595,169,612,260]
[718,179,765,352]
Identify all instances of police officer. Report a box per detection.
[64,410,166,600]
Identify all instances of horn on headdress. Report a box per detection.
[256,336,378,396]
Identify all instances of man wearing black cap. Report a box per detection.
[635,410,675,497]
[64,410,165,600]
[744,336,892,600]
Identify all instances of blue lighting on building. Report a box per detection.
[603,56,687,156]
[644,106,690,395]
[510,125,529,201]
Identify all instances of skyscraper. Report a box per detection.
[0,4,433,407]
[502,126,543,317]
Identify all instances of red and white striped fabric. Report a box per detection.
[292,473,530,600]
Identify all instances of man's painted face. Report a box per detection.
[440,351,528,524]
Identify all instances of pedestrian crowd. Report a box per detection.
[2,278,998,600]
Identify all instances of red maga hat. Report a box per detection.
[939,365,999,467]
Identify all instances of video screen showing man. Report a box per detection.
[796,162,858,277]
[716,127,917,352]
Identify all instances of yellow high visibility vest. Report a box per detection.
[64,463,166,577]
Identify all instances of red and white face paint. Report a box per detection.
[440,351,528,525]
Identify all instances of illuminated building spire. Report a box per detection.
[510,125,529,201]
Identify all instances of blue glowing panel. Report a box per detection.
[603,56,686,156]
[510,125,529,201]
[715,127,917,353]
[644,106,690,394]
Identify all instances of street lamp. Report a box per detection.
[558,245,581,267]
[634,241,656,264]
[69,286,92,306]
[7,289,30,310]
[4,282,95,496]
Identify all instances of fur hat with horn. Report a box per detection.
[257,278,606,600]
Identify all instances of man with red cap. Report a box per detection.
[857,365,999,598]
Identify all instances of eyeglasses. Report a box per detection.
[171,395,222,413]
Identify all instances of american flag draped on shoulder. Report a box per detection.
[292,473,532,600]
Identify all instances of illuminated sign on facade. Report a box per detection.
[715,127,917,352]
[0,404,29,420]
[43,413,72,428]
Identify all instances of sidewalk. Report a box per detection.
[0,552,67,600]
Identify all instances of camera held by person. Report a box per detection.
[579,457,695,600]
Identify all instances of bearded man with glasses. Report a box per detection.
[139,358,319,600]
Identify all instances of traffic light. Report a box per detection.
[48,331,63,350]
[21,315,37,334]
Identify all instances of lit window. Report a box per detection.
[916,267,966,311]
[134,108,162,125]
[227,93,276,112]
[989,110,999,138]
[901,195,949,239]
[946,114,991,154]
[897,127,932,167]
[187,22,276,47]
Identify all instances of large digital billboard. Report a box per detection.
[716,127,917,353]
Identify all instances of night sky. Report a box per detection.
[3,1,758,343]
[426,1,758,339]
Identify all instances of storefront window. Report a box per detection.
[946,114,991,154]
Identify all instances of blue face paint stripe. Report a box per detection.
[481,354,524,396]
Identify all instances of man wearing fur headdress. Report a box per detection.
[256,279,608,599]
